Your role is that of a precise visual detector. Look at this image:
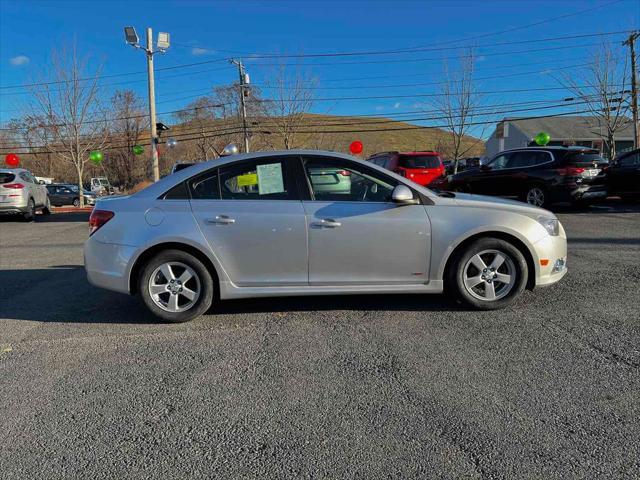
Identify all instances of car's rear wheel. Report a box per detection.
[449,237,528,310]
[23,198,36,222]
[524,185,546,207]
[138,249,214,322]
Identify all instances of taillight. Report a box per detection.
[338,170,351,176]
[89,209,114,235]
[556,167,585,176]
[1,183,24,189]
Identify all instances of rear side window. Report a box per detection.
[507,151,552,168]
[398,155,441,169]
[0,173,16,184]
[219,157,295,200]
[164,181,191,200]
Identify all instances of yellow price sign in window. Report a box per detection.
[236,173,258,187]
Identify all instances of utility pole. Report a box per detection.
[231,59,250,153]
[623,31,640,149]
[124,26,170,182]
[146,28,160,182]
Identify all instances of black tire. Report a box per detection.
[72,198,80,207]
[138,249,215,323]
[447,237,528,310]
[523,184,547,207]
[42,197,51,215]
[23,198,36,222]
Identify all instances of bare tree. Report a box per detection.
[560,44,630,159]
[429,50,486,173]
[27,44,107,206]
[263,65,317,150]
[108,90,147,188]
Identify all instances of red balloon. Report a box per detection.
[349,140,363,155]
[5,153,20,167]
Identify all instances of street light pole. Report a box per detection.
[623,31,640,149]
[124,26,170,182]
[146,27,160,182]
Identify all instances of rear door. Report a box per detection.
[501,150,555,196]
[300,155,431,285]
[189,156,308,287]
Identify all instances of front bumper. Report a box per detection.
[531,225,568,287]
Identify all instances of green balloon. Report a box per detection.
[534,132,551,146]
[89,150,103,165]
[133,145,144,155]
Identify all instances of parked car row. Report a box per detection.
[0,168,101,221]
[368,147,638,208]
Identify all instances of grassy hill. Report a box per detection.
[166,113,485,160]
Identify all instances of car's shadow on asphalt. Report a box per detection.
[0,265,466,324]
[0,212,90,223]
[550,200,640,214]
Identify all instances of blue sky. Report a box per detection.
[1,0,638,135]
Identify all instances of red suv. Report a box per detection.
[368,151,445,186]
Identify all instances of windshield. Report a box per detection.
[0,173,16,184]
[398,155,441,169]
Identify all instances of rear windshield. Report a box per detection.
[0,173,16,184]
[398,155,441,169]
[565,152,608,165]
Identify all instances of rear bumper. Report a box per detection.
[0,205,29,215]
[84,237,137,295]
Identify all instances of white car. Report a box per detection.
[0,168,50,221]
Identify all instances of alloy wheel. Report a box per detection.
[148,261,201,313]
[463,249,516,301]
[526,187,545,207]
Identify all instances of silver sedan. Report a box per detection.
[84,150,567,322]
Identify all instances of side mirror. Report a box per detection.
[391,185,419,205]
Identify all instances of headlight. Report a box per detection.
[537,216,559,236]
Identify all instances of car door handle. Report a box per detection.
[206,215,235,225]
[311,218,342,228]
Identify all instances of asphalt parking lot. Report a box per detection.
[1,203,639,479]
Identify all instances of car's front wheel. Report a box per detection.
[449,237,528,310]
[138,249,214,322]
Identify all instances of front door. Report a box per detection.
[300,156,431,285]
[189,156,308,287]
[469,152,518,196]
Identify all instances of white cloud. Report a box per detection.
[375,105,385,111]
[9,55,29,66]
[393,102,401,109]
[191,47,213,56]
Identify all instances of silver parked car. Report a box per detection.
[84,150,567,322]
[0,168,50,220]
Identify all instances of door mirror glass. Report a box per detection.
[391,185,418,205]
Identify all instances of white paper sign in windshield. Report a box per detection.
[257,163,285,195]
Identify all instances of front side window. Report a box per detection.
[488,154,511,170]
[219,157,294,200]
[619,152,640,167]
[506,151,551,169]
[303,157,398,202]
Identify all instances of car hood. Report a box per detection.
[451,192,555,218]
